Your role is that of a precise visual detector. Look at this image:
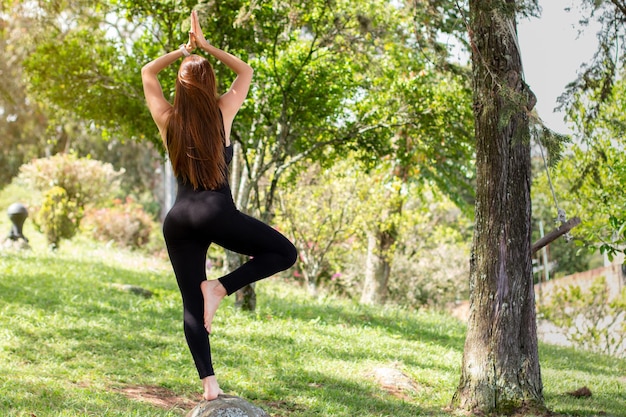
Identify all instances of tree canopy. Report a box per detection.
[8,0,475,214]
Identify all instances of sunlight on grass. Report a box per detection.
[1,229,625,416]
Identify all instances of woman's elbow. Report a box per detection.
[141,63,158,79]
[245,64,254,78]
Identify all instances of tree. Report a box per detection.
[346,0,475,305]
[358,166,405,305]
[356,69,475,304]
[275,157,473,307]
[561,0,626,127]
[559,75,626,260]
[558,1,626,259]
[0,3,50,186]
[389,185,472,308]
[1,0,163,205]
[275,162,361,296]
[451,0,546,413]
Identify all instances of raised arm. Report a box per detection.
[191,10,253,120]
[141,39,195,141]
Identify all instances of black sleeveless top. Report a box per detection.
[175,109,233,195]
[175,143,232,194]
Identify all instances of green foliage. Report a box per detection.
[338,16,476,212]
[533,70,626,265]
[539,276,626,357]
[35,186,79,248]
[21,3,158,148]
[389,189,472,307]
[401,72,475,212]
[81,197,156,250]
[560,1,626,129]
[530,157,597,277]
[571,75,626,259]
[556,1,626,258]
[17,153,123,212]
[549,139,626,260]
[276,159,472,307]
[0,4,50,187]
[275,163,360,294]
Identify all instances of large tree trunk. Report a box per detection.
[451,0,545,413]
[360,165,405,305]
[360,229,393,305]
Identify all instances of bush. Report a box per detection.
[539,276,626,357]
[81,197,156,250]
[36,186,79,249]
[389,241,470,308]
[18,153,123,212]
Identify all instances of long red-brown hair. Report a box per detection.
[166,55,226,190]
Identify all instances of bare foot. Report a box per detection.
[202,375,224,401]
[200,279,227,334]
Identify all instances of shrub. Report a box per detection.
[18,153,123,213]
[36,186,79,249]
[81,197,155,249]
[539,276,626,357]
[389,241,470,308]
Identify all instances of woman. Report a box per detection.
[141,10,297,401]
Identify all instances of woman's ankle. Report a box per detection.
[202,375,224,401]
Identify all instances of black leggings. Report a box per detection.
[163,187,297,378]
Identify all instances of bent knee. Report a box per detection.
[281,242,298,270]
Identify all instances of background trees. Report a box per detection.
[1,0,475,305]
[558,0,626,260]
[2,1,618,293]
[0,4,50,185]
[0,0,164,209]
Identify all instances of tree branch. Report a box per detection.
[531,217,581,254]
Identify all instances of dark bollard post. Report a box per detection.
[7,202,29,242]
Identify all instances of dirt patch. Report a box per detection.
[116,385,198,411]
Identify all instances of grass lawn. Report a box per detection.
[0,221,625,416]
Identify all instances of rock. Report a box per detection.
[186,395,270,417]
[367,366,419,400]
